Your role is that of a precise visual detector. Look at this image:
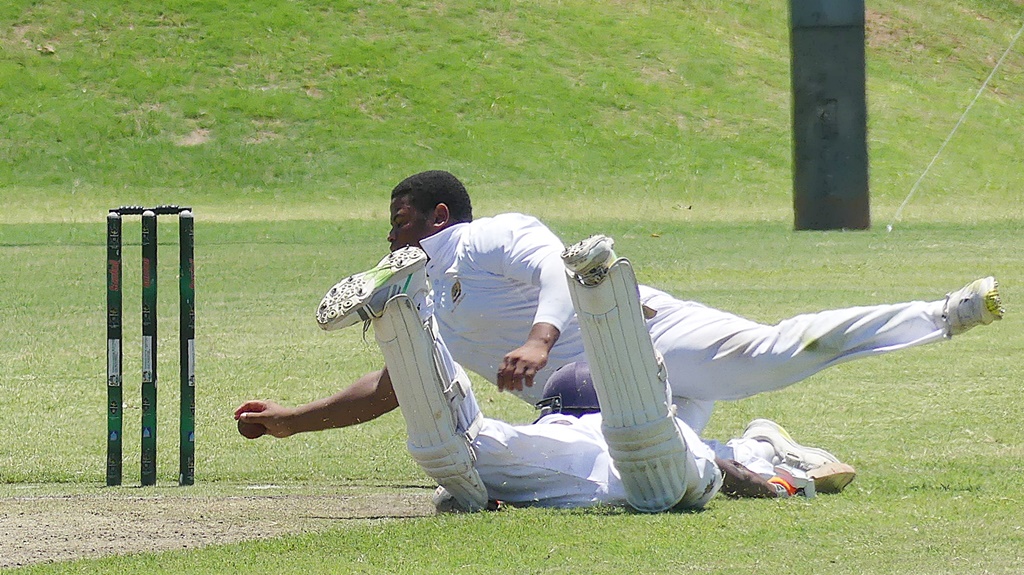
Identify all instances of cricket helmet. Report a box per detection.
[535,361,601,418]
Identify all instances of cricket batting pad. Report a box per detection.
[568,259,707,511]
[373,295,489,512]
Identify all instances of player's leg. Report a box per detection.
[316,249,489,511]
[672,398,716,438]
[563,236,722,512]
[469,413,626,508]
[644,276,1003,408]
[373,295,490,511]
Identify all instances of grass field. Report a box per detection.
[2,0,1024,573]
[3,216,1022,573]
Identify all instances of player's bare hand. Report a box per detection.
[497,343,548,392]
[717,458,777,499]
[234,400,297,439]
[497,323,559,392]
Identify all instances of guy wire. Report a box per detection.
[887,19,1024,232]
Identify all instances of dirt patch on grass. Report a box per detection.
[175,128,211,146]
[1,485,435,568]
[866,9,909,49]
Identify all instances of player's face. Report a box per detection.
[388,196,434,252]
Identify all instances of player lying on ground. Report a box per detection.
[237,245,856,511]
[502,360,857,505]
[236,169,1003,508]
[314,170,1003,434]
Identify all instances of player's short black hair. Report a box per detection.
[391,170,473,223]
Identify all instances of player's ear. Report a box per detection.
[431,203,451,228]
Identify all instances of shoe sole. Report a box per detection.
[966,276,1004,323]
[808,462,856,494]
[980,278,1004,320]
[562,235,615,284]
[316,247,427,331]
[743,419,841,470]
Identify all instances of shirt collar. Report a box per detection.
[419,222,467,277]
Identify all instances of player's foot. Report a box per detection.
[944,276,1004,336]
[742,419,841,471]
[562,235,617,286]
[431,486,503,513]
[316,246,428,331]
[807,462,857,494]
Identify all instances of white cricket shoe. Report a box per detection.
[807,462,857,495]
[431,486,502,513]
[562,235,617,286]
[431,485,469,513]
[742,419,842,471]
[944,276,1004,336]
[316,246,428,331]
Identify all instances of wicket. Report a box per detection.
[106,205,195,486]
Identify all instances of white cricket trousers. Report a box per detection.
[640,287,948,432]
[471,412,721,509]
[425,314,722,509]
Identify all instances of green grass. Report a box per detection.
[2,217,1022,573]
[2,0,1023,224]
[2,0,1024,572]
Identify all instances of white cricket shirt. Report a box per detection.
[419,214,588,403]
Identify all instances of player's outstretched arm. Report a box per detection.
[234,368,399,438]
